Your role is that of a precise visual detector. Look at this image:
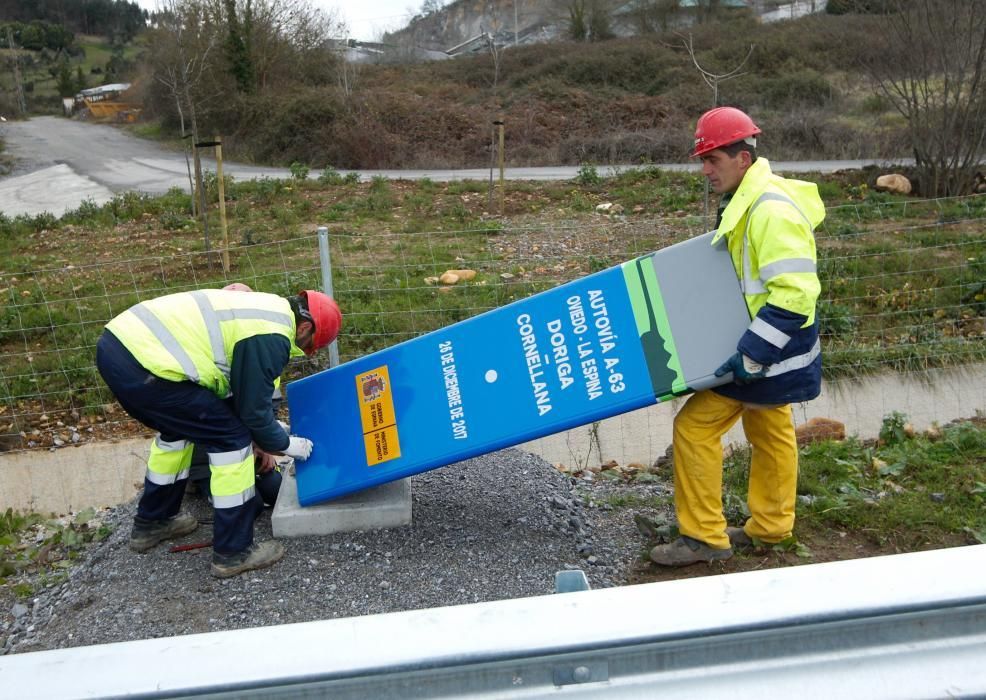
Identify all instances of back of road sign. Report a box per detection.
[287,231,750,506]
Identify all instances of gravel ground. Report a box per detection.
[4,448,669,655]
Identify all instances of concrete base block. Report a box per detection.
[272,469,412,538]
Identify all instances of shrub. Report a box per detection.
[763,108,865,159]
[558,128,690,165]
[289,162,310,180]
[815,181,844,201]
[241,88,342,165]
[318,166,344,185]
[817,299,856,335]
[761,70,833,109]
[860,93,890,115]
[576,163,601,185]
[356,176,395,217]
[879,411,910,446]
[32,211,58,232]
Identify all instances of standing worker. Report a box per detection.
[649,107,824,566]
[96,288,341,577]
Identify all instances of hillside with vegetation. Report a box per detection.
[0,0,981,197]
[0,0,145,115]
[144,10,899,168]
[135,0,983,197]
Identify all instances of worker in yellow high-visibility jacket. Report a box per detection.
[96,288,341,577]
[650,107,825,566]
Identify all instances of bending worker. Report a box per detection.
[186,282,287,509]
[649,106,824,566]
[96,288,341,577]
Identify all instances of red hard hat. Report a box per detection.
[299,290,341,354]
[690,106,761,158]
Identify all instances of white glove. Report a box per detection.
[742,355,764,374]
[284,436,313,461]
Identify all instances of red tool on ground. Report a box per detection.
[169,542,213,553]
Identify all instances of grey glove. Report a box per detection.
[714,352,767,385]
[284,436,313,461]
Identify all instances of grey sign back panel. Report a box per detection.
[649,231,750,395]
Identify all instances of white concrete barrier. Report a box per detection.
[521,363,986,469]
[2,364,984,515]
[0,437,147,515]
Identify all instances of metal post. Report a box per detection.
[496,117,505,217]
[317,226,340,368]
[488,122,496,211]
[193,144,211,263]
[215,136,230,274]
[182,133,196,217]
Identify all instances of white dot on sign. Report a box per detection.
[485,370,498,383]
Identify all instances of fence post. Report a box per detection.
[496,116,505,217]
[215,136,230,275]
[192,142,211,269]
[317,226,340,368]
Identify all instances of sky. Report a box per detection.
[299,0,420,40]
[134,1,421,41]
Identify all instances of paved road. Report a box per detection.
[0,116,910,218]
[0,117,293,217]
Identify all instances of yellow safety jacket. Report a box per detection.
[106,290,305,398]
[712,158,824,322]
[712,158,825,404]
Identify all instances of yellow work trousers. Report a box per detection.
[672,390,798,549]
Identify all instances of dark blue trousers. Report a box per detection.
[96,330,261,554]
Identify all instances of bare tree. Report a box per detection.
[149,0,217,140]
[587,0,614,41]
[147,0,346,112]
[568,0,587,41]
[335,41,362,101]
[146,0,221,250]
[675,32,754,225]
[563,0,614,43]
[858,0,986,196]
[484,0,505,93]
[677,32,753,104]
[218,0,343,89]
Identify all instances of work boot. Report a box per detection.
[129,514,199,553]
[726,526,755,549]
[649,536,732,567]
[211,540,284,578]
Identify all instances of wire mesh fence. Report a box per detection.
[1,193,984,455]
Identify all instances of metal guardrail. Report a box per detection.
[2,545,985,699]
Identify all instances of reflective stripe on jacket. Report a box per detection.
[711,158,825,405]
[105,290,303,398]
